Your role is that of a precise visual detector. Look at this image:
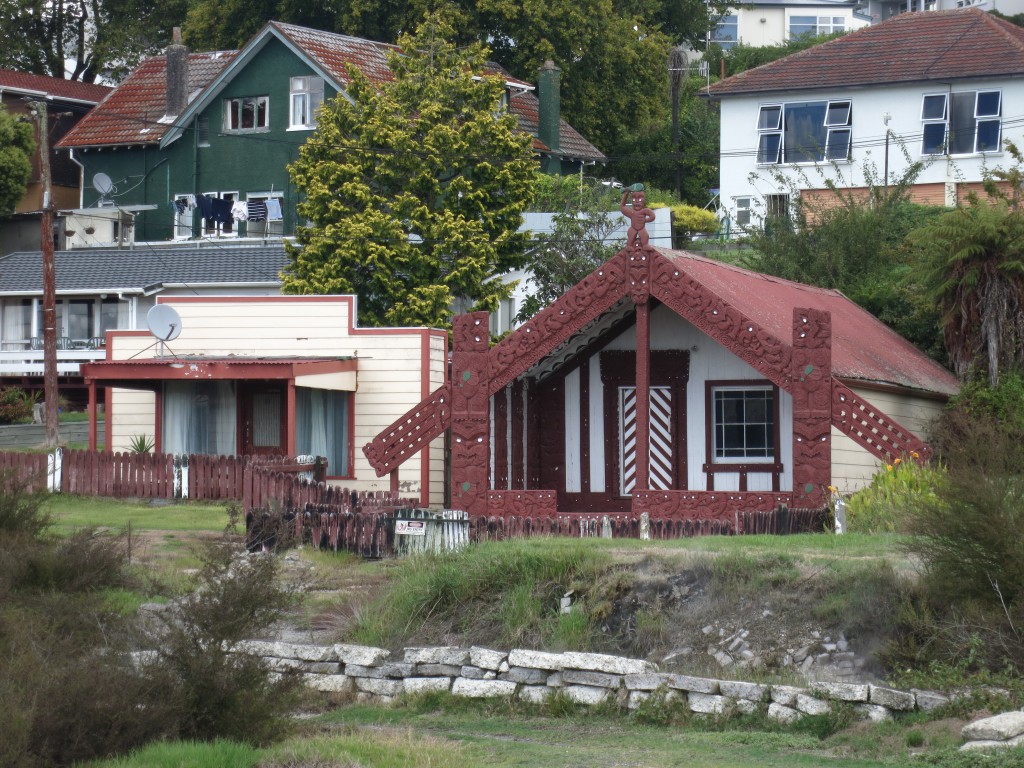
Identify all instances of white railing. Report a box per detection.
[0,348,106,375]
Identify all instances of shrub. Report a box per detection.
[671,203,720,244]
[0,469,51,538]
[0,386,33,425]
[844,458,946,533]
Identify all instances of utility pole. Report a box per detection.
[31,100,59,447]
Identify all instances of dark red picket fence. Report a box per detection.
[0,451,50,492]
[246,500,399,558]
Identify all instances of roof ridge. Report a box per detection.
[270,20,400,51]
[977,7,1024,54]
[654,247,846,297]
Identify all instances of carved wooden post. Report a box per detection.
[791,307,832,508]
[451,312,492,518]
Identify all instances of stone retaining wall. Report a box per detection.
[235,640,949,721]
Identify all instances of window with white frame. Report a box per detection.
[224,96,269,131]
[921,90,1001,156]
[173,194,193,239]
[243,192,284,237]
[713,15,738,50]
[289,76,323,129]
[711,385,776,462]
[789,15,845,38]
[757,100,852,164]
[734,197,752,228]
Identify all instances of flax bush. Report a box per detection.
[844,458,947,534]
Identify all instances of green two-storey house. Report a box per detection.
[58,23,605,244]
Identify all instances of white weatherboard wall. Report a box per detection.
[717,78,1024,227]
[727,5,869,49]
[106,297,446,505]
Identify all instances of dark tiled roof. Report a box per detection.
[0,244,287,294]
[0,68,112,104]
[655,248,959,394]
[58,22,605,161]
[708,8,1024,97]
[58,52,235,148]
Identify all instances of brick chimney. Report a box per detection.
[165,27,188,117]
[537,60,561,163]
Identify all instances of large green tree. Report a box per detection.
[0,105,34,215]
[0,0,186,82]
[284,12,537,329]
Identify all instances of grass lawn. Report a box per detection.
[47,494,230,533]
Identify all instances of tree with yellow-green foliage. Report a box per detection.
[0,105,34,215]
[283,12,536,330]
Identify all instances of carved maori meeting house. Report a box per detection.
[364,189,959,526]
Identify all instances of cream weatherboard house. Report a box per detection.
[708,9,1024,230]
[80,295,446,503]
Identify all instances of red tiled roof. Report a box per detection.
[708,8,1024,97]
[655,248,959,395]
[57,21,604,161]
[0,68,112,104]
[58,52,235,148]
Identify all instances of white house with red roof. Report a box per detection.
[707,9,1024,229]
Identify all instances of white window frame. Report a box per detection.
[921,90,1002,156]
[289,76,324,130]
[243,191,285,238]
[201,190,239,238]
[172,194,193,240]
[788,14,846,39]
[713,14,739,50]
[711,384,776,464]
[734,197,752,228]
[224,96,269,132]
[757,100,852,165]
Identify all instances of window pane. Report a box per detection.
[790,15,815,36]
[758,132,782,164]
[825,101,851,126]
[976,91,1000,117]
[758,105,781,130]
[100,300,120,333]
[922,122,946,154]
[949,92,976,154]
[241,98,256,129]
[784,101,828,163]
[922,94,946,120]
[256,97,268,127]
[976,119,1000,152]
[712,388,775,461]
[826,128,851,160]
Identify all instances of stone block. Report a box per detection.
[561,669,623,689]
[869,685,916,711]
[560,651,655,675]
[416,663,463,677]
[625,673,669,691]
[451,678,518,698]
[962,712,1024,742]
[768,703,803,723]
[307,662,342,675]
[564,685,609,705]
[355,677,404,697]
[719,680,766,701]
[345,664,387,679]
[689,693,727,714]
[913,689,950,712]
[856,704,892,723]
[508,649,565,670]
[403,647,469,665]
[266,657,308,672]
[810,681,869,702]
[501,667,549,685]
[404,677,452,695]
[519,685,552,704]
[234,639,277,657]
[735,699,760,715]
[769,685,805,706]
[460,665,487,680]
[305,673,353,693]
[667,674,720,694]
[335,643,390,667]
[274,642,338,662]
[546,672,563,687]
[796,694,831,716]
[470,646,507,670]
[381,662,416,678]
[628,690,652,710]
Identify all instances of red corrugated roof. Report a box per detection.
[0,68,112,103]
[58,52,235,148]
[709,8,1024,97]
[656,248,959,395]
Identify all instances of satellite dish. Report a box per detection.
[92,172,114,195]
[146,305,182,342]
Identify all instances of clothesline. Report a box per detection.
[172,194,283,222]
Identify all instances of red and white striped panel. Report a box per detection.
[619,386,673,496]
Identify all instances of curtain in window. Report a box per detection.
[163,381,237,456]
[295,388,349,476]
[2,300,29,348]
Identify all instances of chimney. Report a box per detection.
[537,60,561,159]
[165,27,188,117]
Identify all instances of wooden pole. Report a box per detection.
[33,101,59,448]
